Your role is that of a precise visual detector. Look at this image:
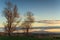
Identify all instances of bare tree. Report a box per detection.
[3,2,20,36]
[21,12,34,35]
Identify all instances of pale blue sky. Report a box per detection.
[0,0,60,26]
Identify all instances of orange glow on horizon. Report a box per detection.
[45,29,60,32]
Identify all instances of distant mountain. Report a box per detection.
[16,26,60,30]
[0,26,60,30]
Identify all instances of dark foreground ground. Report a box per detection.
[0,32,60,40]
[0,36,60,40]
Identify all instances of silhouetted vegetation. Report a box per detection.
[3,2,21,36]
[21,12,34,35]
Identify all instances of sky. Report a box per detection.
[0,0,60,27]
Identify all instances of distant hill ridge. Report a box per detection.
[0,26,60,30]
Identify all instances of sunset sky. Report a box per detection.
[0,0,60,27]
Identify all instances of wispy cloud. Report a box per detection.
[39,20,60,24]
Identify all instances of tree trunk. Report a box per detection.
[8,17,12,36]
[8,22,11,36]
[26,28,29,36]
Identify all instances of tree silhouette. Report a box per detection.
[3,2,20,36]
[21,12,34,35]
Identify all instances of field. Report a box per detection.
[0,36,60,40]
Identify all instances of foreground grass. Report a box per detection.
[0,36,60,40]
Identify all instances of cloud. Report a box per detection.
[39,20,60,24]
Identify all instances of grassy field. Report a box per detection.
[0,36,60,40]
